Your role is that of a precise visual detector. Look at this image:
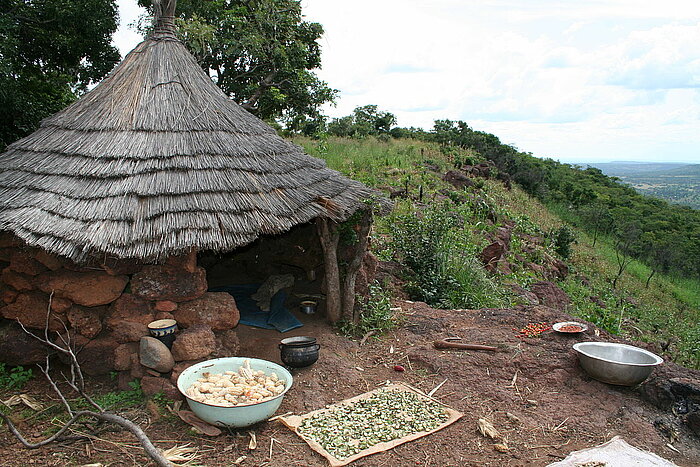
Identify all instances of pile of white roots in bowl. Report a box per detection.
[185,359,286,407]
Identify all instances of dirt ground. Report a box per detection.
[1,301,699,466]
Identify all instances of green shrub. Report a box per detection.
[0,363,33,390]
[551,225,576,259]
[339,281,397,337]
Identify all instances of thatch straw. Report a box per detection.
[0,3,382,263]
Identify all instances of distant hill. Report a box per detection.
[585,162,700,209]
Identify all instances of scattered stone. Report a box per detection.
[173,292,239,330]
[154,300,178,313]
[510,284,539,305]
[140,337,175,373]
[530,281,571,310]
[2,268,34,291]
[67,306,104,339]
[131,265,208,302]
[107,294,154,328]
[171,324,216,361]
[480,242,506,270]
[130,355,147,379]
[36,270,128,306]
[111,321,150,343]
[443,170,474,190]
[589,296,607,309]
[114,343,139,371]
[140,375,183,400]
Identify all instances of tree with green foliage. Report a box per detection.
[327,105,397,137]
[139,0,336,129]
[0,0,120,149]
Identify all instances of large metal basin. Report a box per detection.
[573,342,663,386]
[177,357,293,428]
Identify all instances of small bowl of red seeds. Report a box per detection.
[552,321,588,334]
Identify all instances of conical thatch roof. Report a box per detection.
[0,0,378,263]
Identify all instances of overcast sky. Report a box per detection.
[114,0,699,163]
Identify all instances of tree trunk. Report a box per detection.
[341,210,372,324]
[645,269,655,289]
[316,218,341,323]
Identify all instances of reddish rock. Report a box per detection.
[1,289,18,304]
[9,251,47,276]
[36,270,128,306]
[165,250,198,274]
[111,321,150,343]
[0,248,11,262]
[0,321,50,365]
[2,268,34,291]
[1,291,65,331]
[173,292,239,330]
[77,337,118,375]
[50,297,72,314]
[443,170,474,190]
[114,343,138,371]
[131,265,207,302]
[212,329,240,358]
[33,250,67,271]
[100,258,144,276]
[140,375,183,401]
[171,324,216,361]
[530,281,571,310]
[67,306,104,339]
[170,359,205,384]
[510,284,539,305]
[154,311,175,321]
[154,300,178,313]
[480,242,506,270]
[495,227,512,249]
[107,294,154,328]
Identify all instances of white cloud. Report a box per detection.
[112,0,700,162]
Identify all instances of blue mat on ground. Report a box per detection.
[209,284,303,333]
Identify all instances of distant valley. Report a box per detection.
[584,161,700,209]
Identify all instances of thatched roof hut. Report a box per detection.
[0,0,375,264]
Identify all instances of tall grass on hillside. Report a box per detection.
[385,201,505,309]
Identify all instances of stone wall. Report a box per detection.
[0,232,240,397]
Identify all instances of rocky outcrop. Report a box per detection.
[530,281,571,310]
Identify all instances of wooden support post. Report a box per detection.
[341,210,372,324]
[316,217,341,323]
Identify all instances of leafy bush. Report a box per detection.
[0,363,33,390]
[390,203,504,309]
[339,281,397,337]
[551,225,576,259]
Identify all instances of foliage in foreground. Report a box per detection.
[0,363,33,390]
[339,281,397,337]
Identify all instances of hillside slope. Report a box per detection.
[295,136,700,370]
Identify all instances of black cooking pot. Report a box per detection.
[279,336,320,368]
